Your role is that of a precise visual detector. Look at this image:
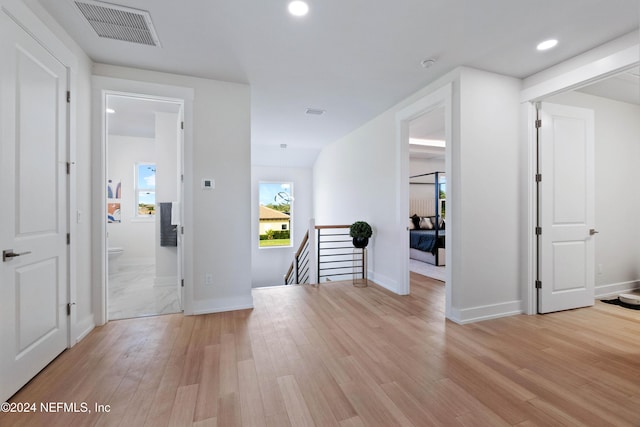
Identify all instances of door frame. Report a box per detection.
[91,76,194,325]
[395,83,453,319]
[521,41,639,315]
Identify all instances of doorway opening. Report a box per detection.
[408,107,447,284]
[105,94,184,320]
[529,65,640,313]
[396,82,453,319]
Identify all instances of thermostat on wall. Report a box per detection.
[202,178,215,190]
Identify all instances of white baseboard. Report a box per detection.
[73,314,95,345]
[595,280,640,298]
[450,300,523,324]
[368,270,402,294]
[190,295,254,316]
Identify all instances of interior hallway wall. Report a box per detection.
[313,67,523,323]
[251,165,313,288]
[93,63,252,315]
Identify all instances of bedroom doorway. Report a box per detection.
[396,82,453,319]
[408,107,447,284]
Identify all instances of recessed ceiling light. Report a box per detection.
[288,1,309,16]
[537,39,558,51]
[420,58,437,68]
[106,108,115,114]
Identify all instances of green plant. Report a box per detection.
[349,221,372,239]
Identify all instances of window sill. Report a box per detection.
[258,245,293,250]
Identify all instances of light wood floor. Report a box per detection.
[3,273,640,426]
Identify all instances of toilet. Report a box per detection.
[107,247,124,274]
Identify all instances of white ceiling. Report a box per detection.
[107,94,181,138]
[577,67,640,105]
[35,0,640,167]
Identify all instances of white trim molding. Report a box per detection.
[595,281,640,299]
[396,81,454,318]
[451,300,523,325]
[191,296,254,316]
[91,76,195,323]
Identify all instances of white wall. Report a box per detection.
[93,63,252,315]
[313,67,523,323]
[454,68,522,320]
[251,166,313,287]
[107,135,155,261]
[546,90,640,295]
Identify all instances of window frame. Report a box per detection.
[258,181,294,249]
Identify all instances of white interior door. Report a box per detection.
[538,102,595,313]
[0,12,69,401]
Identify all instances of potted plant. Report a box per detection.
[349,221,372,248]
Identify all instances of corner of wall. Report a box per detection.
[73,314,96,345]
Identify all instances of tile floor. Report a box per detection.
[108,261,181,320]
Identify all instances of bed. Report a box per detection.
[409,171,446,266]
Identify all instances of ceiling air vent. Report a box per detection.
[74,0,161,47]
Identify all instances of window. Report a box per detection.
[259,182,293,247]
[136,163,156,216]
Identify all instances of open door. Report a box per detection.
[0,12,69,401]
[177,106,184,309]
[537,102,595,313]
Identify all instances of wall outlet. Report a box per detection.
[204,273,213,286]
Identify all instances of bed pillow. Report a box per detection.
[409,218,416,230]
[429,216,445,229]
[419,217,433,230]
[410,214,420,229]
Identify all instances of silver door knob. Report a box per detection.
[3,249,32,262]
[589,229,599,236]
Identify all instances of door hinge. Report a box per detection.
[66,233,70,245]
[181,226,184,235]
[535,227,542,235]
[66,162,71,175]
[181,174,184,183]
[181,121,184,130]
[66,91,71,103]
[535,119,542,128]
[181,279,184,288]
[535,174,542,182]
[67,303,71,316]
[535,280,542,289]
